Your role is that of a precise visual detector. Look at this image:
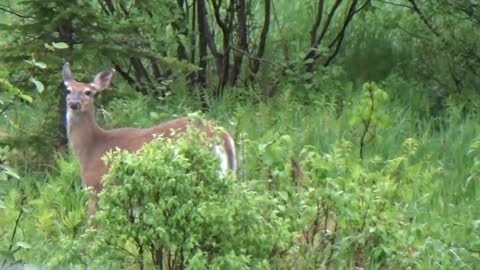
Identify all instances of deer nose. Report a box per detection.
[69,102,81,110]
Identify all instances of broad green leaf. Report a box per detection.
[15,242,32,249]
[34,61,47,69]
[29,77,45,93]
[44,43,54,51]
[52,42,69,49]
[304,58,315,64]
[2,166,20,179]
[19,94,33,103]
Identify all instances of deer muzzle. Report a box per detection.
[69,101,81,111]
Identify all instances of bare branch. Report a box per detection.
[408,0,443,40]
[96,0,112,15]
[374,0,412,9]
[0,5,30,19]
[1,195,25,268]
[212,0,228,32]
[432,236,480,254]
[310,0,325,48]
[0,93,20,115]
[304,0,343,62]
[231,47,282,68]
[324,0,369,66]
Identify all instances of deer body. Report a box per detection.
[62,63,236,217]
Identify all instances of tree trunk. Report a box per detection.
[56,18,74,149]
[229,0,248,85]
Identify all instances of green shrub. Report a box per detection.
[79,124,292,269]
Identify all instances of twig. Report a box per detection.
[1,196,25,268]
[432,236,480,254]
[325,222,338,269]
[230,47,283,68]
[8,197,25,252]
[0,93,20,115]
[324,0,365,66]
[396,25,433,42]
[374,0,412,9]
[104,239,138,258]
[359,84,374,160]
[407,0,444,42]
[96,0,112,15]
[0,5,31,19]
[304,0,343,62]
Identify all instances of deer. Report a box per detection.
[61,63,236,219]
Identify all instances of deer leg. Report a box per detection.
[87,193,99,227]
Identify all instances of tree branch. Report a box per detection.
[0,6,30,19]
[310,0,325,48]
[231,47,282,68]
[408,0,443,41]
[1,195,25,269]
[323,0,367,66]
[212,0,228,33]
[112,63,137,87]
[96,0,112,15]
[359,83,374,160]
[0,93,20,115]
[432,236,480,254]
[304,0,343,62]
[374,0,412,9]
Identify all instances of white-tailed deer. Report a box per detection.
[62,63,236,218]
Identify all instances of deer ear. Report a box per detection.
[62,62,74,82]
[91,69,115,92]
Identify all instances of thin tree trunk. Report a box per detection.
[250,0,271,75]
[229,0,248,85]
[197,0,209,110]
[323,0,360,67]
[56,18,74,149]
[175,0,189,61]
[304,0,343,73]
[197,0,208,86]
[130,57,153,95]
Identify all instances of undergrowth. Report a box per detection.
[1,80,480,268]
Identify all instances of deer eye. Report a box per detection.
[66,89,71,95]
[84,90,92,96]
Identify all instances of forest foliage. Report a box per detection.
[1,0,480,269]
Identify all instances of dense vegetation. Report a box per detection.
[1,0,479,268]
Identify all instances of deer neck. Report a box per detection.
[67,109,105,160]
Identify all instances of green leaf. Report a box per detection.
[19,94,33,103]
[1,166,20,179]
[304,58,315,64]
[15,242,31,249]
[44,43,54,51]
[52,42,69,49]
[29,77,45,93]
[303,72,313,80]
[34,61,47,69]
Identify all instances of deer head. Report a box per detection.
[62,62,115,114]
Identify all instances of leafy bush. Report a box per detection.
[76,125,292,269]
